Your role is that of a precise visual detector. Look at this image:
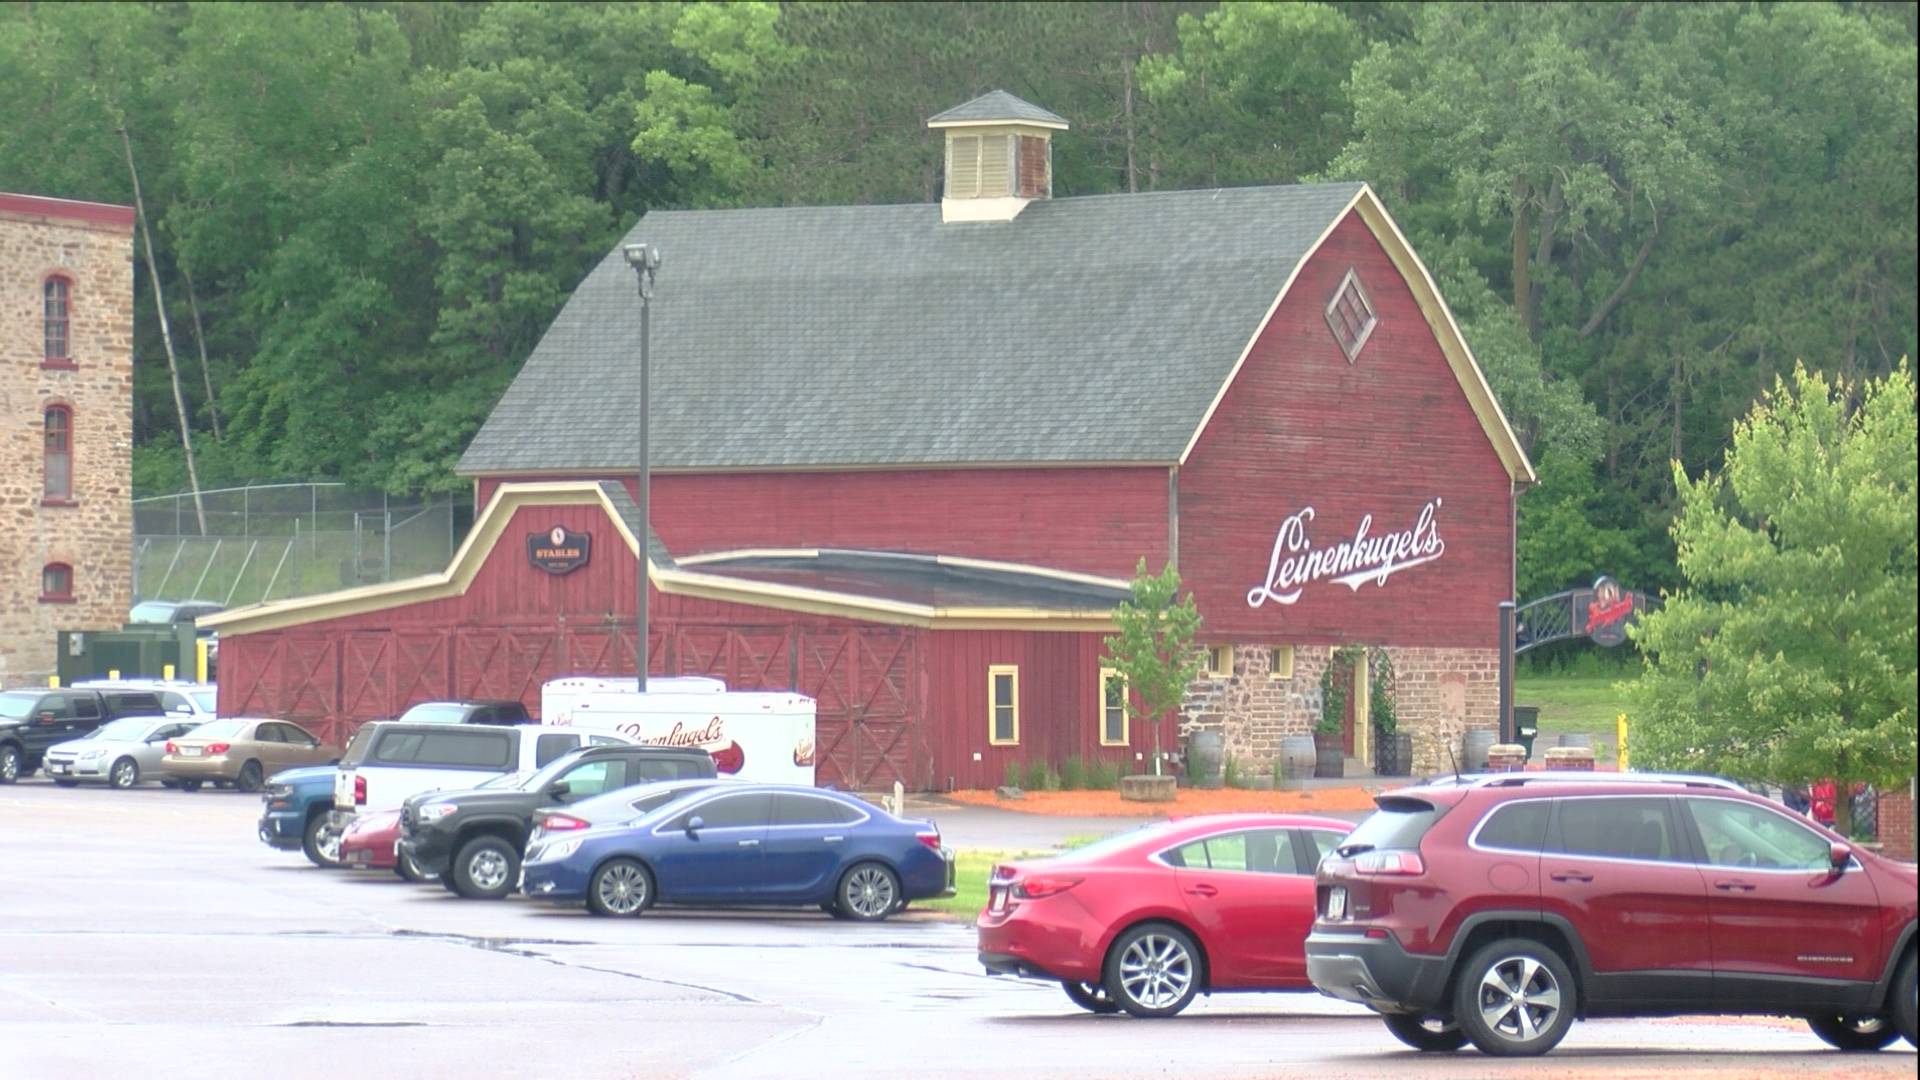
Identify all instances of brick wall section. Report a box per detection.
[0,197,135,687]
[1879,789,1915,862]
[1178,643,1498,778]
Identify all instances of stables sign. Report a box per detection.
[1246,498,1446,609]
[527,525,591,575]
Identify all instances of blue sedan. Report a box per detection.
[521,784,956,920]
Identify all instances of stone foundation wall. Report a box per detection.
[0,198,134,687]
[1179,643,1499,778]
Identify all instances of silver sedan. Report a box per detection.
[43,716,204,789]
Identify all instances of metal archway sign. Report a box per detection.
[1514,575,1656,654]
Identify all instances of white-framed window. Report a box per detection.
[1098,668,1129,746]
[1269,645,1295,680]
[988,665,1019,745]
[1325,268,1378,361]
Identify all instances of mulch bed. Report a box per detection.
[942,785,1396,816]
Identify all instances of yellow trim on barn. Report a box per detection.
[198,482,1119,637]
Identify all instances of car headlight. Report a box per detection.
[530,838,582,863]
[79,749,109,762]
[415,805,458,822]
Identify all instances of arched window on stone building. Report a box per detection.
[44,275,73,366]
[40,563,74,602]
[44,404,73,501]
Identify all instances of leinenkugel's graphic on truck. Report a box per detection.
[539,677,817,785]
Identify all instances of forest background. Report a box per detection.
[3,1,1914,604]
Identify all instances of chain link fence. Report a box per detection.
[133,483,458,607]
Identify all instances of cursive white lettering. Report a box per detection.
[1247,499,1445,608]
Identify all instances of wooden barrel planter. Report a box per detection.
[1313,732,1346,778]
[1278,735,1316,780]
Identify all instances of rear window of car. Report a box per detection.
[185,719,247,741]
[1339,796,1450,854]
[371,729,511,769]
[396,703,472,724]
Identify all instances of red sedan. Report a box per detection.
[339,809,403,872]
[977,813,1353,1017]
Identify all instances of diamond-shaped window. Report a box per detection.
[1325,270,1377,362]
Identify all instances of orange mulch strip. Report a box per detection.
[942,785,1396,816]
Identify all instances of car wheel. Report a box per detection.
[1893,953,1917,1048]
[1806,1014,1899,1051]
[1104,923,1202,1018]
[1062,980,1121,1015]
[835,862,901,922]
[178,779,203,792]
[395,851,439,883]
[0,745,20,784]
[54,778,80,788]
[587,858,654,917]
[451,835,520,900]
[234,760,265,793]
[160,779,179,789]
[1453,937,1577,1056]
[109,757,140,789]
[302,813,346,869]
[1383,1013,1468,1052]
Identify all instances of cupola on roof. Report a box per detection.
[927,91,1068,223]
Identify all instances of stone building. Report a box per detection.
[0,192,136,687]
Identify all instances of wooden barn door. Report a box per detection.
[801,628,923,791]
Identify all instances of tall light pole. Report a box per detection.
[623,243,661,691]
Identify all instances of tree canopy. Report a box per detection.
[3,2,1913,601]
[1624,363,1917,835]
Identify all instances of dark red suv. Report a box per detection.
[1305,772,1918,1056]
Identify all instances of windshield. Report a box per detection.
[191,689,217,713]
[0,693,38,720]
[516,751,588,793]
[91,718,160,741]
[181,719,247,741]
[397,703,469,724]
[127,602,178,624]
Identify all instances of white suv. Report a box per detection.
[333,722,636,816]
[70,679,217,720]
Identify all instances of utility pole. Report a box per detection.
[623,243,661,691]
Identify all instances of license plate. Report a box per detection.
[179,746,203,757]
[988,885,1009,913]
[50,763,70,774]
[1326,886,1348,920]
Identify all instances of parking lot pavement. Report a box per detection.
[1,777,1911,1080]
[902,798,1164,850]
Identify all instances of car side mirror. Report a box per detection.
[1828,840,1853,871]
[685,815,705,835]
[548,779,573,800]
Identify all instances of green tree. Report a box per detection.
[1625,363,1918,838]
[1102,559,1208,776]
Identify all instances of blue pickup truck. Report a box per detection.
[258,765,344,868]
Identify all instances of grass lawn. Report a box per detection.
[1513,672,1636,763]
[918,834,1106,919]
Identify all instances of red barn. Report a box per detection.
[203,92,1532,790]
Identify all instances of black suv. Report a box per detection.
[0,687,174,782]
[392,700,532,726]
[400,743,716,900]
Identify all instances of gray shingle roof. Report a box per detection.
[926,90,1069,128]
[457,182,1365,475]
[596,481,676,569]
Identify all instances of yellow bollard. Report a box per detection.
[48,674,60,688]
[196,639,210,683]
[1616,713,1629,772]
[163,663,176,680]
[108,669,120,680]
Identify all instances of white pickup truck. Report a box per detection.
[333,722,637,815]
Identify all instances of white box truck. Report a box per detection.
[539,678,816,785]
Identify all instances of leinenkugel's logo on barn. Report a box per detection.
[527,525,591,575]
[1246,499,1446,608]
